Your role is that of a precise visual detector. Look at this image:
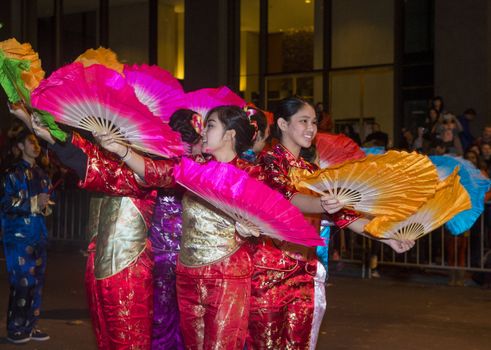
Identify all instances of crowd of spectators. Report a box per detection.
[316,96,491,286]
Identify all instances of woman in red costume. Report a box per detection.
[248,97,415,349]
[98,105,262,350]
[10,104,162,350]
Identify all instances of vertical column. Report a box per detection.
[184,0,235,91]
[54,0,62,67]
[99,0,109,47]
[434,0,490,134]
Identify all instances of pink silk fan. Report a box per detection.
[159,86,246,122]
[31,62,184,158]
[174,157,325,247]
[316,132,366,168]
[123,64,184,120]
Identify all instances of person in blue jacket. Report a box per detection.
[1,129,52,344]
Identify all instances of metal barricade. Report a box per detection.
[331,203,491,278]
[46,189,91,243]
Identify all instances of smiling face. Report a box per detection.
[278,104,318,151]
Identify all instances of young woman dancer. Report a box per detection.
[248,97,415,349]
[97,105,268,349]
[11,105,201,350]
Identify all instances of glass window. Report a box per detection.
[267,0,316,74]
[109,0,149,64]
[266,73,321,110]
[157,0,184,79]
[330,68,394,141]
[331,0,394,68]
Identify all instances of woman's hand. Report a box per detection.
[235,221,260,238]
[320,194,343,214]
[383,239,415,253]
[8,102,33,130]
[93,132,128,157]
[31,114,56,145]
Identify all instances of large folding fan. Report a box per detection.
[75,47,124,74]
[292,151,439,220]
[174,157,325,247]
[0,38,68,142]
[124,64,184,119]
[0,38,44,104]
[31,62,184,157]
[316,132,366,168]
[430,155,491,235]
[362,146,386,155]
[365,168,471,241]
[158,86,246,122]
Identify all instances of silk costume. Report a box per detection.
[49,133,167,350]
[144,156,261,350]
[0,160,52,336]
[248,144,360,350]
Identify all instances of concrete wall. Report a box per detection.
[434,0,491,136]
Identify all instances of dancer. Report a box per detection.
[248,97,414,349]
[0,130,52,344]
[150,109,202,350]
[97,105,284,349]
[241,106,270,163]
[9,104,156,350]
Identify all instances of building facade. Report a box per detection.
[1,0,490,145]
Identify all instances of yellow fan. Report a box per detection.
[364,168,471,240]
[0,38,45,91]
[75,47,124,74]
[292,151,439,220]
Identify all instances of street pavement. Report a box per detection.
[0,247,490,349]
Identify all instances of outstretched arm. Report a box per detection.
[95,133,177,188]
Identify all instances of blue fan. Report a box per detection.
[316,226,331,270]
[429,155,491,235]
[362,146,385,155]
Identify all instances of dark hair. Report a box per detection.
[463,108,476,116]
[247,107,268,139]
[431,138,446,149]
[272,96,314,139]
[432,96,444,111]
[300,145,317,163]
[15,128,34,145]
[205,105,255,155]
[169,109,201,145]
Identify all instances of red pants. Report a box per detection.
[85,240,154,350]
[176,244,252,350]
[248,239,316,350]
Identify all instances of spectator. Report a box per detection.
[364,122,389,149]
[431,96,446,114]
[435,113,463,155]
[458,108,476,150]
[399,128,415,151]
[341,124,362,146]
[0,130,52,343]
[430,139,447,155]
[424,108,441,140]
[315,102,333,133]
[481,142,491,175]
[476,125,491,147]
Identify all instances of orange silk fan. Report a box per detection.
[291,151,439,221]
[75,47,124,74]
[364,168,471,240]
